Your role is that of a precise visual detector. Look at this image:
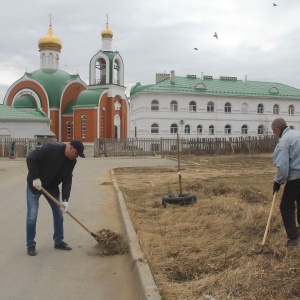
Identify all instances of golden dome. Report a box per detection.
[101,22,113,39]
[38,24,62,51]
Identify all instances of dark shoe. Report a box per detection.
[54,241,72,251]
[287,237,300,248]
[27,245,37,256]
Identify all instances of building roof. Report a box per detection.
[130,75,300,99]
[0,104,49,121]
[75,89,107,107]
[13,95,36,108]
[34,127,56,137]
[25,69,79,108]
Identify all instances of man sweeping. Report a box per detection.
[272,118,300,247]
[26,140,85,256]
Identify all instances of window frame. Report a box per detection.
[170,100,178,111]
[189,101,197,112]
[151,123,159,134]
[151,100,159,111]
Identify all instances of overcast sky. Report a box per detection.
[1,0,300,103]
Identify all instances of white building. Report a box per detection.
[0,104,53,138]
[129,71,300,138]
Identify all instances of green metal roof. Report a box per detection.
[74,89,106,107]
[0,104,49,121]
[130,75,300,98]
[63,99,77,114]
[13,95,36,108]
[25,69,79,108]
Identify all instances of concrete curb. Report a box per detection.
[111,169,161,300]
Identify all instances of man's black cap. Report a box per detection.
[70,140,85,158]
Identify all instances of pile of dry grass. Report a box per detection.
[93,229,128,256]
[114,154,300,299]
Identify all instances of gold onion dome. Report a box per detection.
[38,24,62,51]
[101,22,113,39]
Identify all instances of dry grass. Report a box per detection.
[114,153,300,300]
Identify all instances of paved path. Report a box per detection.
[0,157,177,300]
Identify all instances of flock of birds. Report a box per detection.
[193,3,277,50]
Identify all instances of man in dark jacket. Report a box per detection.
[26,140,85,256]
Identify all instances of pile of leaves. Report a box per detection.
[94,229,128,256]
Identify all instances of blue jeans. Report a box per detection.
[26,185,64,247]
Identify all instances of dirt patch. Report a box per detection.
[114,153,300,299]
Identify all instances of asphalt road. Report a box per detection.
[0,156,177,300]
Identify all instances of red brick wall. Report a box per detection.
[61,116,73,141]
[61,83,86,113]
[73,108,98,142]
[50,110,60,138]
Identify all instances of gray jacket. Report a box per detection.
[273,127,300,184]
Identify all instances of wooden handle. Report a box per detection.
[40,187,96,237]
[261,192,277,246]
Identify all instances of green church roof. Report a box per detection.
[130,75,300,99]
[26,69,79,108]
[0,104,49,121]
[74,89,107,107]
[13,95,36,108]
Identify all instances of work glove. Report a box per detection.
[60,201,69,213]
[273,181,281,195]
[32,178,42,190]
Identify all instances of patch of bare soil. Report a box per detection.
[114,153,300,300]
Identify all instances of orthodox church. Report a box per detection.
[3,15,129,142]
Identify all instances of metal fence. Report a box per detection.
[1,136,276,158]
[0,138,54,158]
[94,135,277,157]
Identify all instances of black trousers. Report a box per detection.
[280,178,300,240]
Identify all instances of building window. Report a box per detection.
[258,125,264,135]
[225,124,231,134]
[257,104,264,114]
[170,123,178,134]
[289,105,294,115]
[151,123,159,134]
[242,103,248,113]
[66,121,71,139]
[81,115,86,139]
[151,100,159,111]
[170,100,178,111]
[241,125,248,135]
[189,101,196,112]
[184,125,190,134]
[273,104,279,114]
[207,101,214,112]
[197,125,202,134]
[224,102,231,113]
[209,125,214,135]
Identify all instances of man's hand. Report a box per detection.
[60,201,69,213]
[273,181,281,195]
[32,178,42,190]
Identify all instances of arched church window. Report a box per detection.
[81,115,86,139]
[151,100,159,111]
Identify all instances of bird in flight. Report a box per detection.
[194,48,198,50]
[213,32,218,39]
[273,3,277,6]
